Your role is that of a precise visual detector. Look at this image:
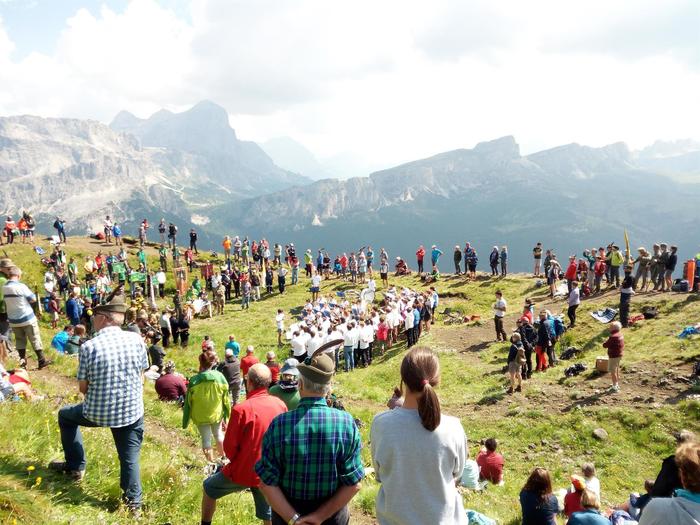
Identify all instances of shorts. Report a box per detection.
[380,273,388,280]
[508,361,521,374]
[197,422,224,449]
[311,286,320,293]
[468,264,477,272]
[608,357,621,373]
[277,327,283,334]
[203,471,271,521]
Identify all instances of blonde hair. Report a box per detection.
[581,489,600,509]
[676,442,700,492]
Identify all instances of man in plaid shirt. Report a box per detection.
[256,353,364,525]
[50,293,149,513]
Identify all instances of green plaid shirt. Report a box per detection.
[255,397,364,500]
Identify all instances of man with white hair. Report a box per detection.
[2,265,50,369]
[201,363,287,525]
[256,353,364,525]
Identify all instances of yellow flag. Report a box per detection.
[624,230,632,264]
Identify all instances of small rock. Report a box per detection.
[633,396,644,402]
[645,396,655,403]
[551,443,561,450]
[641,378,650,385]
[592,428,609,441]
[541,439,549,446]
[652,403,662,409]
[528,443,537,450]
[555,448,564,454]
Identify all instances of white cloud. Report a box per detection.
[0,0,699,171]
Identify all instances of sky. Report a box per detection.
[0,0,699,171]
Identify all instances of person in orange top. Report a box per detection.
[17,217,27,244]
[222,236,232,261]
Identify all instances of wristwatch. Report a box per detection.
[288,513,300,525]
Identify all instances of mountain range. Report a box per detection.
[1,100,700,270]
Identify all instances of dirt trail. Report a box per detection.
[433,288,699,420]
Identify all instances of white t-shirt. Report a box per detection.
[494,298,507,318]
[343,328,358,347]
[311,274,322,287]
[275,313,285,330]
[404,311,415,329]
[3,280,37,326]
[290,335,306,357]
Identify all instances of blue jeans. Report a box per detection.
[58,404,144,506]
[203,471,271,521]
[343,345,354,372]
[241,295,250,309]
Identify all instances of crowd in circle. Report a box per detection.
[1,215,699,525]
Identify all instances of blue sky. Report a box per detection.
[0,0,698,167]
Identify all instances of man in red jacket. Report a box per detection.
[603,321,624,392]
[201,363,287,525]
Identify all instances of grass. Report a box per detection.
[1,237,700,524]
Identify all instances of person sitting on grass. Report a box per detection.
[506,333,524,394]
[461,445,483,491]
[476,438,504,485]
[602,321,624,393]
[51,325,74,354]
[581,463,601,498]
[520,467,560,525]
[0,360,41,401]
[64,324,86,356]
[567,489,610,525]
[183,350,230,463]
[564,475,587,519]
[155,360,187,404]
[640,441,700,523]
[651,430,696,498]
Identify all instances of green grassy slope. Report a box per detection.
[1,237,699,524]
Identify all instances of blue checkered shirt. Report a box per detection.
[77,326,149,427]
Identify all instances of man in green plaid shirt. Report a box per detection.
[256,353,364,525]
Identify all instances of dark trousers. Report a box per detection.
[417,260,424,273]
[494,316,506,341]
[224,285,231,301]
[567,304,578,327]
[610,265,620,287]
[273,500,349,525]
[547,344,557,365]
[620,296,631,327]
[490,263,498,275]
[161,327,170,348]
[523,346,533,377]
[406,327,415,347]
[158,283,164,298]
[58,404,143,506]
[189,240,197,253]
[454,260,461,274]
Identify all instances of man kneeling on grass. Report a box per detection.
[201,363,287,525]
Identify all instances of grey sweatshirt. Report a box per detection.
[371,407,468,525]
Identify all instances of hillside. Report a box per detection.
[210,136,700,271]
[0,101,308,243]
[0,237,699,524]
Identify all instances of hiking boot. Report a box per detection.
[48,460,85,482]
[506,387,514,394]
[38,359,53,370]
[515,385,522,392]
[18,358,27,369]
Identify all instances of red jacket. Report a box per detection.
[222,388,287,487]
[594,260,607,276]
[564,490,584,517]
[416,248,425,261]
[603,331,624,358]
[240,355,260,377]
[564,262,577,280]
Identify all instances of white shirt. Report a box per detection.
[3,280,37,326]
[155,271,166,285]
[404,311,415,329]
[343,328,358,347]
[311,274,322,287]
[494,298,507,318]
[306,334,322,355]
[290,335,306,357]
[275,313,285,330]
[360,325,374,348]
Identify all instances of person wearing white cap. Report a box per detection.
[269,358,301,410]
[430,245,443,271]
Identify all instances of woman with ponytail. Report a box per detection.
[370,346,468,525]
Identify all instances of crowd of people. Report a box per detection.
[1,218,699,525]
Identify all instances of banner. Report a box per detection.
[130,271,147,283]
[174,266,189,295]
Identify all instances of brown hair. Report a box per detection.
[676,442,700,492]
[400,346,441,431]
[199,350,218,371]
[522,468,553,501]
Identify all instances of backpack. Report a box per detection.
[553,317,566,337]
[642,306,658,319]
[53,219,60,229]
[516,347,526,365]
[671,279,689,292]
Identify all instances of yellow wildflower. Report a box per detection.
[26,465,35,472]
